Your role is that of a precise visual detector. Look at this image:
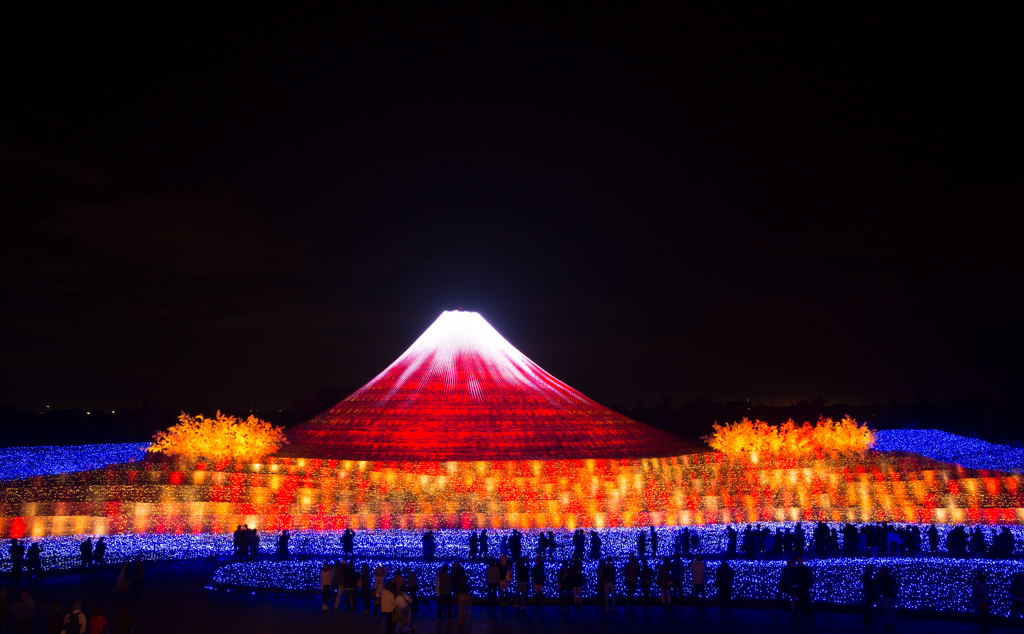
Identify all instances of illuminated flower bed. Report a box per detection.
[5,524,1024,574]
[875,430,1024,472]
[3,448,1024,538]
[211,557,1024,619]
[0,443,147,483]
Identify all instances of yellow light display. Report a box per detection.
[704,417,875,456]
[147,411,288,462]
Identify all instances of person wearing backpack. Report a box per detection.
[61,600,87,634]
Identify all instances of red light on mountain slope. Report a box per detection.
[282,311,695,461]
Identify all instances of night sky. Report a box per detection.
[1,7,1020,416]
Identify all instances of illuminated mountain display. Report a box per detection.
[282,311,696,460]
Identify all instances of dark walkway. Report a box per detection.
[5,563,1002,633]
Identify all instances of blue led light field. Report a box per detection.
[0,442,148,482]
[874,430,1024,472]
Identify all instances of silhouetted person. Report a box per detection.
[715,559,734,611]
[479,530,489,560]
[26,542,42,585]
[557,561,570,610]
[570,557,584,610]
[9,539,25,584]
[436,564,453,621]
[531,555,545,609]
[601,558,616,610]
[624,554,639,608]
[485,558,500,606]
[276,529,290,561]
[79,538,93,579]
[547,531,556,557]
[342,528,355,557]
[656,557,672,610]
[794,524,805,558]
[689,555,706,607]
[515,557,529,609]
[778,560,798,615]
[637,530,646,558]
[650,526,659,556]
[640,560,653,608]
[248,529,260,562]
[93,537,106,577]
[795,558,813,614]
[497,556,510,607]
[878,566,897,628]
[860,563,877,622]
[454,562,472,624]
[233,525,244,561]
[726,526,737,559]
[468,531,478,561]
[536,532,547,556]
[589,531,601,560]
[422,531,435,562]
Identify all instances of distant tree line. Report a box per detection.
[2,387,1021,448]
[610,396,1024,446]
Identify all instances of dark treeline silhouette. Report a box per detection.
[0,383,360,448]
[611,396,1024,446]
[4,388,1021,448]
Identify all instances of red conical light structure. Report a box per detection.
[283,310,694,460]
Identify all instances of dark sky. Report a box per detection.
[1,6,1020,414]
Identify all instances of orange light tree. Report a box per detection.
[147,411,287,462]
[704,416,875,456]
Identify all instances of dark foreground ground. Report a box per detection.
[5,563,1003,634]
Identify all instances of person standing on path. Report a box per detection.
[485,559,500,607]
[454,564,472,624]
[689,555,706,607]
[87,605,107,634]
[435,564,453,621]
[570,557,584,610]
[601,558,616,611]
[624,555,639,608]
[92,537,107,578]
[657,558,672,610]
[878,566,897,629]
[61,600,87,634]
[372,564,388,615]
[380,576,398,634]
[531,555,545,609]
[557,562,570,611]
[320,562,335,611]
[79,538,93,579]
[715,560,734,611]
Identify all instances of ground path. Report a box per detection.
[4,561,1005,633]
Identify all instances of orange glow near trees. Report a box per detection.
[147,411,287,462]
[704,416,875,456]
